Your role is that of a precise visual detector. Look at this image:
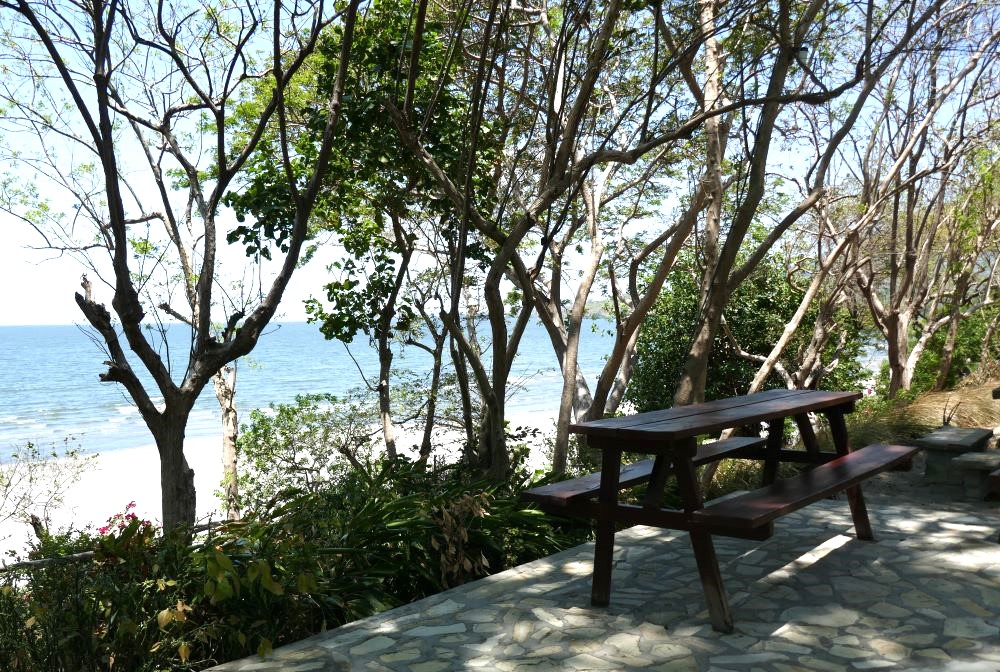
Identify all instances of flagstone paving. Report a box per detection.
[210,496,999,671]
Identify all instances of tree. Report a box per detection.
[669,0,975,406]
[227,0,472,464]
[0,0,362,531]
[844,20,1000,397]
[627,242,866,412]
[497,0,957,471]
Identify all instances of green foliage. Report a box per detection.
[910,309,996,394]
[2,458,588,669]
[234,393,377,514]
[627,248,867,411]
[226,0,494,347]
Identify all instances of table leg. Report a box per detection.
[673,443,734,633]
[690,529,734,633]
[828,410,875,541]
[591,443,622,607]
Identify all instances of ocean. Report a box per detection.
[0,320,616,460]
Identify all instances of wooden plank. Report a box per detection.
[738,449,839,464]
[520,458,659,507]
[761,418,784,486]
[521,437,766,508]
[573,391,860,441]
[794,413,820,455]
[670,443,733,633]
[570,389,804,433]
[562,500,775,540]
[824,408,874,539]
[642,454,669,510]
[637,392,859,440]
[693,444,919,529]
[694,436,766,463]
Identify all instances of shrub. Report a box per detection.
[0,461,589,670]
[627,248,867,412]
[234,392,378,514]
[910,308,998,393]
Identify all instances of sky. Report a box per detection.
[2,220,81,325]
[0,212,334,326]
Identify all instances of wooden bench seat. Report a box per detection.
[522,436,765,509]
[693,443,919,529]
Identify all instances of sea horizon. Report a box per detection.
[0,320,616,461]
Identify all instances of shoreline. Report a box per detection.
[1,411,559,560]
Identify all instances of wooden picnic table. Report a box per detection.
[523,388,918,633]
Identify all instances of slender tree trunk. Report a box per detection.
[552,318,581,475]
[748,234,858,392]
[979,311,1000,376]
[885,313,911,398]
[934,311,960,391]
[673,0,729,407]
[377,332,397,459]
[450,337,476,454]
[697,0,724,307]
[549,172,607,473]
[934,277,968,391]
[213,364,240,520]
[419,334,445,463]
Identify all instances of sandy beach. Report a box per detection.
[1,411,559,560]
[1,436,225,560]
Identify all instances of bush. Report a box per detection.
[910,308,998,393]
[234,392,378,514]
[626,249,867,412]
[0,461,589,670]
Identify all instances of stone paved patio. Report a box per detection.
[210,499,1000,671]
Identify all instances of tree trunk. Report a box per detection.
[979,311,1000,376]
[934,311,960,391]
[213,364,240,520]
[552,317,581,475]
[934,277,968,391]
[674,290,729,404]
[450,336,477,454]
[419,334,445,463]
[697,0,724,307]
[672,0,729,407]
[547,171,608,473]
[481,398,508,480]
[377,332,397,460]
[885,313,911,398]
[155,416,196,532]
